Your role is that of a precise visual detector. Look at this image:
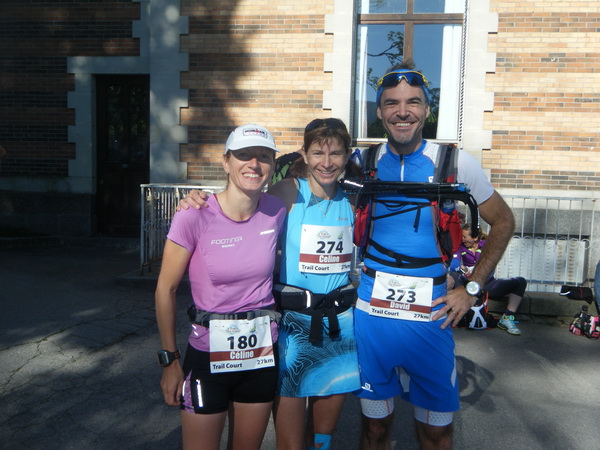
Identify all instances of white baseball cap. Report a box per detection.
[224,124,279,154]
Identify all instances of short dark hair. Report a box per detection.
[384,58,416,74]
[289,119,361,179]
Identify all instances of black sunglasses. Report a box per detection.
[304,118,348,133]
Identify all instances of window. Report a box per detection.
[354,0,465,142]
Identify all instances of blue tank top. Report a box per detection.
[279,178,354,295]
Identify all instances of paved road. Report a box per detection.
[1,240,599,449]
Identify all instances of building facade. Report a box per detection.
[1,0,599,237]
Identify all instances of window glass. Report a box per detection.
[413,25,444,139]
[358,0,407,14]
[354,24,405,138]
[353,2,464,141]
[414,0,445,13]
[415,24,462,140]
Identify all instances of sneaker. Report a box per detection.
[498,314,521,335]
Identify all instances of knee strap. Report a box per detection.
[310,433,332,450]
[360,397,395,419]
[414,406,454,426]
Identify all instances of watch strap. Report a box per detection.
[157,349,181,367]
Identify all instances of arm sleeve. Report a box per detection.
[456,150,495,205]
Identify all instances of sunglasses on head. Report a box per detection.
[376,70,429,90]
[304,118,348,133]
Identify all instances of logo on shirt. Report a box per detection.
[211,236,243,248]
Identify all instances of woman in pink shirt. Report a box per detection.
[155,124,287,450]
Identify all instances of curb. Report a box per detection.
[0,235,64,249]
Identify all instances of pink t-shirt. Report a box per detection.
[167,192,286,350]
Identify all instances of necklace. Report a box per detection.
[309,193,332,217]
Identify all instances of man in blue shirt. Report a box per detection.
[354,62,515,449]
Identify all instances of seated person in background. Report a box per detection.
[450,223,526,335]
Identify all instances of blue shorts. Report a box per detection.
[354,303,459,413]
[278,308,360,397]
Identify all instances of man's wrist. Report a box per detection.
[465,280,482,297]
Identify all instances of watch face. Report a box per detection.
[157,351,169,366]
[466,282,481,296]
[157,350,180,366]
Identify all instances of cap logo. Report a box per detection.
[243,128,268,139]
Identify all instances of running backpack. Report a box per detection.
[353,143,464,267]
[455,292,498,330]
[569,305,600,339]
[271,151,302,185]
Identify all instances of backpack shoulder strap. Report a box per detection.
[272,151,303,184]
[363,143,385,179]
[433,143,458,183]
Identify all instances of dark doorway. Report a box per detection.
[96,75,149,237]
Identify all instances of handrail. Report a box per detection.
[139,184,223,274]
[139,185,600,291]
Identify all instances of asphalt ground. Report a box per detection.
[1,239,599,449]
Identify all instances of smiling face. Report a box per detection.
[302,137,349,197]
[223,146,275,194]
[377,80,430,155]
[462,229,480,248]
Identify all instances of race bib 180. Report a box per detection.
[209,316,274,373]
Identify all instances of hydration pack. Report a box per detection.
[569,305,600,339]
[353,143,464,268]
[455,292,497,329]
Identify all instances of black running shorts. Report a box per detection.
[180,343,279,414]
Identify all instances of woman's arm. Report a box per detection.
[155,239,191,406]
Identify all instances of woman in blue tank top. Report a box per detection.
[269,119,361,450]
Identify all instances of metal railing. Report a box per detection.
[490,196,599,292]
[140,185,599,291]
[140,184,223,274]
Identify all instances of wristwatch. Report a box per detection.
[465,281,482,297]
[157,349,181,367]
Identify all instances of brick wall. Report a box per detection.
[0,1,140,177]
[180,0,334,182]
[486,2,600,191]
[5,1,596,190]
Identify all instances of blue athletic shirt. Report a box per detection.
[279,178,354,295]
[357,140,494,306]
